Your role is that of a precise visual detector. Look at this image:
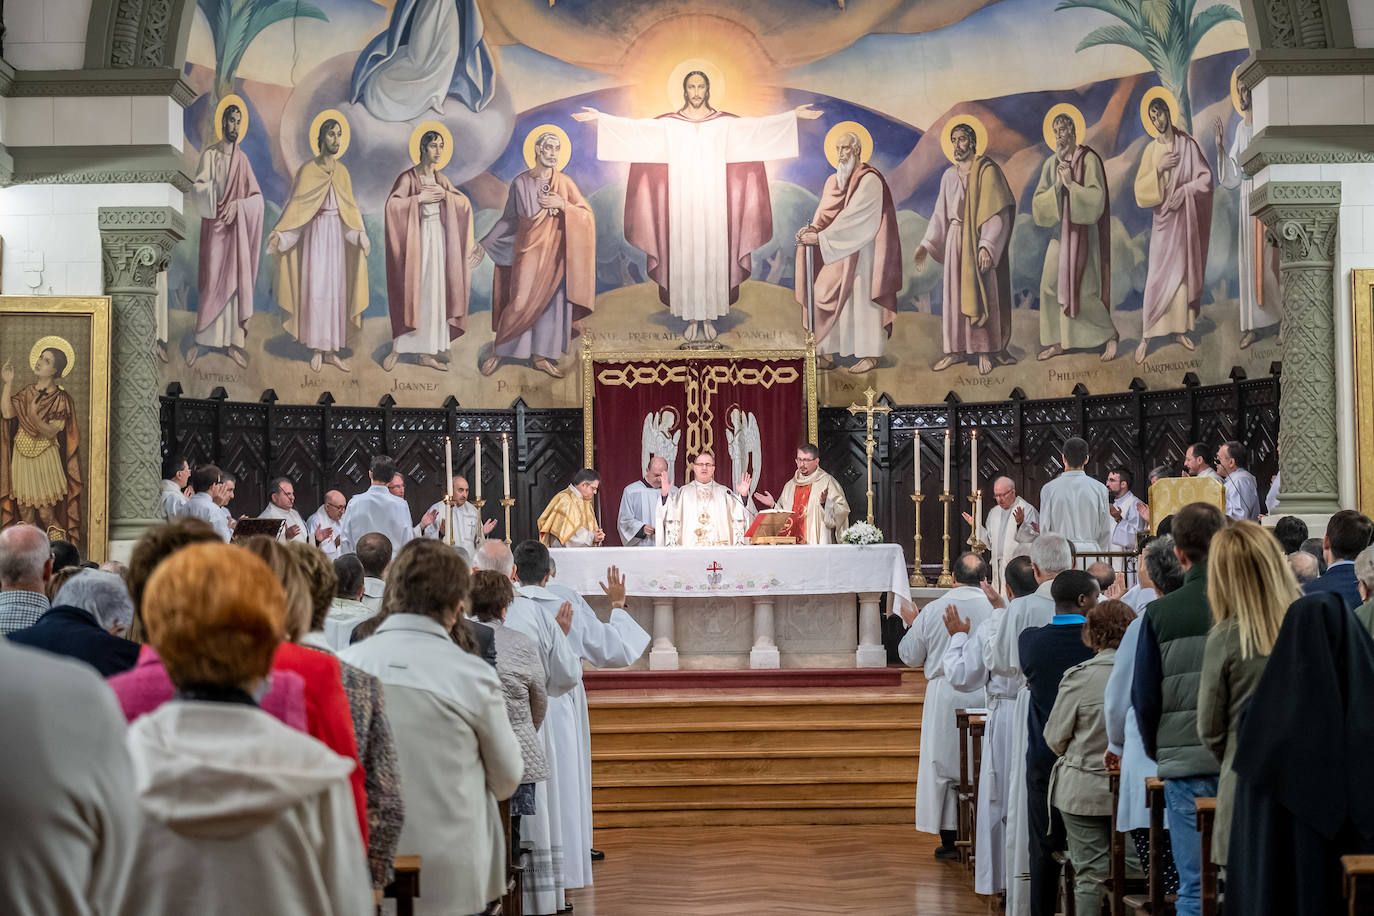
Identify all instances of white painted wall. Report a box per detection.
[1350,0,1374,49]
[2,0,93,70]
[0,95,182,147]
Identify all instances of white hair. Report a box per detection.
[1353,545,1374,589]
[1030,533,1073,575]
[0,524,51,586]
[535,131,560,149]
[54,570,134,631]
[473,539,514,577]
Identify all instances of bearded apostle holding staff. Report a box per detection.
[751,444,851,545]
[538,469,606,548]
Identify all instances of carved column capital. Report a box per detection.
[98,206,185,542]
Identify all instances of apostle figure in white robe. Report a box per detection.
[188,101,262,369]
[899,552,993,855]
[658,450,753,547]
[982,535,1071,916]
[963,475,1038,594]
[795,131,902,374]
[1106,469,1144,551]
[1037,437,1111,552]
[751,444,850,544]
[573,73,819,343]
[340,456,414,554]
[420,475,495,550]
[618,457,676,546]
[940,555,1040,895]
[1214,82,1279,350]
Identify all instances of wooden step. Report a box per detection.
[593,807,914,828]
[591,700,919,731]
[592,728,917,757]
[595,754,917,785]
[594,782,914,809]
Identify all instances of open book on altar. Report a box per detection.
[746,508,800,544]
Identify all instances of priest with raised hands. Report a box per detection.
[537,469,606,548]
[419,474,497,550]
[618,456,676,546]
[751,443,850,544]
[658,450,753,547]
[962,476,1038,593]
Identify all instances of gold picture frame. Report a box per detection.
[0,296,112,562]
[1354,270,1374,518]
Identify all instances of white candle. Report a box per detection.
[942,430,951,494]
[445,437,453,499]
[970,429,978,497]
[913,435,922,498]
[474,437,482,502]
[502,433,511,497]
[976,488,983,524]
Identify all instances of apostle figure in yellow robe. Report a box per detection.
[537,468,605,547]
[658,450,753,547]
[750,443,850,544]
[269,117,370,373]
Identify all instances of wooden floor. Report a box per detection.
[565,825,993,915]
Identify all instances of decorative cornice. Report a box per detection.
[1236,0,1354,54]
[98,204,186,235]
[1237,48,1374,90]
[1242,125,1374,173]
[86,0,195,72]
[1252,181,1342,265]
[5,145,191,191]
[8,68,196,107]
[1251,180,1342,211]
[0,143,13,187]
[0,59,16,97]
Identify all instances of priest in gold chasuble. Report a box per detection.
[658,451,753,547]
[537,469,605,547]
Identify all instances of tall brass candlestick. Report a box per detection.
[500,496,515,545]
[910,493,928,587]
[968,491,987,554]
[937,492,954,588]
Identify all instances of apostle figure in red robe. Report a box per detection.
[574,72,820,343]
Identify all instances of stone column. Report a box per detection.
[649,597,679,670]
[856,591,886,668]
[749,596,780,669]
[98,206,185,542]
[1253,182,1341,517]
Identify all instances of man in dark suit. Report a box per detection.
[8,570,139,676]
[1305,509,1374,610]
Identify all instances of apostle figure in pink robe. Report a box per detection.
[187,103,263,369]
[1133,97,1213,364]
[915,123,1015,376]
[380,129,480,372]
[573,73,820,343]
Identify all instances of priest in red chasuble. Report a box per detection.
[751,444,849,544]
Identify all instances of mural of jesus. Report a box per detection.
[574,71,820,342]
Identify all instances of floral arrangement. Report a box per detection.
[839,522,884,545]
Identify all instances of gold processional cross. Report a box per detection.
[847,387,890,525]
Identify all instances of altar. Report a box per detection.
[549,544,910,670]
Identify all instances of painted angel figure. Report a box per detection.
[725,406,762,499]
[641,408,681,482]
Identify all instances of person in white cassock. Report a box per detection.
[1182,442,1219,480]
[658,450,753,547]
[1037,437,1110,552]
[475,540,580,916]
[159,453,190,520]
[939,554,1040,895]
[1106,469,1144,551]
[306,490,347,560]
[542,556,651,875]
[257,476,308,543]
[899,552,994,858]
[981,534,1071,916]
[751,443,851,544]
[618,457,676,546]
[176,464,231,542]
[963,476,1038,593]
[340,456,415,554]
[419,475,497,550]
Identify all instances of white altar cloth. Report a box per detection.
[550,545,910,670]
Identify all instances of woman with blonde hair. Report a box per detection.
[1197,520,1301,868]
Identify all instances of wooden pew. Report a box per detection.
[382,855,421,916]
[1194,797,1218,916]
[1343,855,1374,915]
[954,708,976,869]
[967,712,986,875]
[499,797,525,916]
[1123,777,1174,914]
[1099,771,1147,915]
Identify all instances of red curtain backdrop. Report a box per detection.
[592,356,807,546]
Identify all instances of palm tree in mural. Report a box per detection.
[1056,0,1243,132]
[198,0,328,114]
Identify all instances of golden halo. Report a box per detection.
[1042,103,1086,150]
[1230,65,1246,115]
[824,121,874,167]
[1140,87,1180,138]
[666,58,725,113]
[523,124,573,171]
[940,114,988,164]
[410,121,454,169]
[30,335,75,377]
[309,109,351,157]
[214,93,249,142]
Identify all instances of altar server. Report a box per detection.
[658,451,753,547]
[538,469,605,548]
[419,475,496,550]
[618,457,676,546]
[899,552,994,858]
[963,476,1038,592]
[340,456,414,554]
[751,443,851,544]
[1038,437,1111,552]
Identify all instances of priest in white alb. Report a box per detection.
[419,475,497,551]
[537,470,606,548]
[658,451,753,547]
[257,477,308,543]
[899,552,994,859]
[340,457,415,554]
[962,476,1038,593]
[617,456,676,546]
[750,444,850,544]
[1036,436,1111,552]
[1106,468,1144,551]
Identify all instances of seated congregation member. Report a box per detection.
[1354,545,1374,637]
[111,519,307,731]
[538,468,606,547]
[899,552,994,859]
[176,463,231,541]
[1019,569,1098,916]
[468,569,550,858]
[121,543,372,916]
[0,640,137,916]
[940,553,1039,895]
[8,569,139,676]
[342,539,523,916]
[356,532,392,613]
[0,524,53,635]
[1226,591,1374,916]
[1196,520,1300,873]
[1304,508,1373,610]
[1044,598,1137,916]
[327,553,374,649]
[287,541,405,892]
